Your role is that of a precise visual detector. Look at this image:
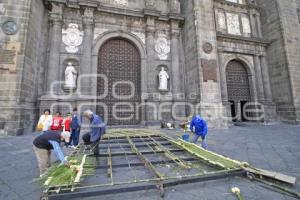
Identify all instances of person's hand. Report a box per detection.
[63,161,70,167]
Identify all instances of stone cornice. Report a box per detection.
[214,0,260,12]
[216,32,269,46]
[44,0,184,22]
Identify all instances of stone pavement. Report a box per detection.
[0,123,299,200]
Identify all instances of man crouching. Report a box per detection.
[82,110,106,156]
[33,131,70,177]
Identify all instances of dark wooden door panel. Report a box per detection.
[97,38,141,125]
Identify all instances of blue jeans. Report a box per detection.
[71,128,80,146]
[191,134,207,149]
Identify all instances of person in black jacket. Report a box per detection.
[33,131,70,176]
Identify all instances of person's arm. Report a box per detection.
[89,118,102,142]
[38,115,44,125]
[202,120,208,134]
[78,115,82,128]
[190,118,195,132]
[48,140,67,164]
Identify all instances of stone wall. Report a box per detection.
[258,0,300,123]
[0,0,48,135]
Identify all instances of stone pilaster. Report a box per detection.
[249,10,258,37]
[253,55,265,101]
[47,3,63,94]
[145,16,156,94]
[170,20,181,99]
[81,7,94,96]
[260,56,273,102]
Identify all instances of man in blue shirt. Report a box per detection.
[82,110,106,155]
[190,115,208,149]
[33,131,70,176]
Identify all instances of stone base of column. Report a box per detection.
[0,105,37,136]
[261,101,277,123]
[276,103,300,124]
[197,102,229,128]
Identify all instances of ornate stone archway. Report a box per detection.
[226,60,252,121]
[91,31,147,125]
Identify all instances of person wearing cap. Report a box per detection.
[190,114,208,149]
[33,131,70,176]
[82,110,106,155]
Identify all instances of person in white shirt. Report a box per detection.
[36,109,53,132]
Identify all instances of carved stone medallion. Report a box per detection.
[2,20,18,35]
[62,23,84,53]
[203,42,213,54]
[155,32,170,60]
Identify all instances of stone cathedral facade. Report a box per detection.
[0,0,300,135]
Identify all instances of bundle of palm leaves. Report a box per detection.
[40,155,96,187]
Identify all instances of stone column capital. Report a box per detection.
[171,29,180,38]
[146,25,155,35]
[83,17,94,28]
[49,13,63,26]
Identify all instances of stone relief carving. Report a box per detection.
[114,0,128,6]
[155,32,170,60]
[241,15,251,36]
[171,0,181,13]
[131,31,145,44]
[158,67,169,91]
[145,0,156,9]
[62,23,84,53]
[203,42,213,54]
[217,11,226,30]
[226,13,241,35]
[84,7,94,18]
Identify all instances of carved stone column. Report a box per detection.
[47,3,63,94]
[170,20,181,99]
[260,56,273,102]
[81,8,94,95]
[254,55,265,101]
[249,11,258,37]
[145,16,155,94]
[255,12,263,38]
[218,54,228,103]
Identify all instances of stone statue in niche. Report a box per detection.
[158,67,169,91]
[64,62,77,89]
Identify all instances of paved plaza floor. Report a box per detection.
[0,123,299,200]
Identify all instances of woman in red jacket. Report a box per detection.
[50,111,64,131]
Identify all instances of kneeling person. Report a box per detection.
[82,110,106,155]
[33,131,70,176]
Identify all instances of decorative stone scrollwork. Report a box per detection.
[171,0,181,13]
[145,0,156,9]
[155,32,170,60]
[62,23,84,53]
[131,31,146,44]
[114,0,128,6]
